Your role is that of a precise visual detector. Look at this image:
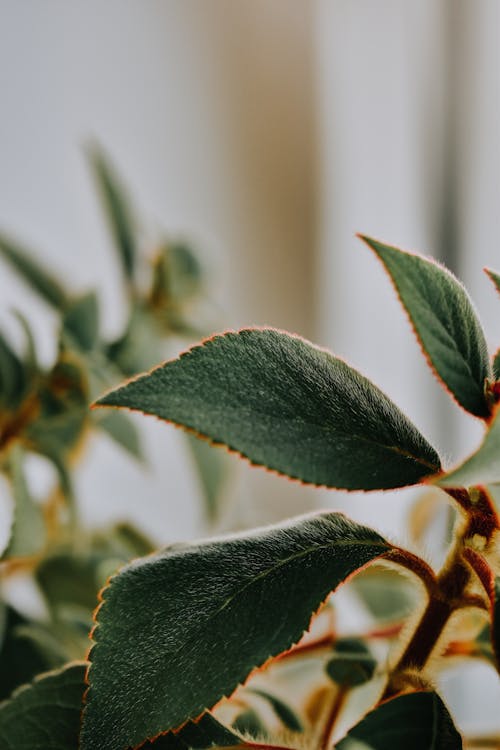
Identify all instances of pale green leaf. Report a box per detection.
[0,234,68,309]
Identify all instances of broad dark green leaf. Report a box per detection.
[436,406,500,487]
[0,234,68,309]
[4,447,45,559]
[186,433,231,522]
[63,292,99,351]
[89,146,137,282]
[0,663,85,749]
[360,235,491,418]
[81,512,391,750]
[96,328,441,491]
[325,638,376,687]
[485,267,500,296]
[95,411,144,461]
[249,688,303,732]
[336,692,462,749]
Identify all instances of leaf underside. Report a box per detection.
[81,512,390,750]
[96,328,441,491]
[436,405,500,487]
[361,235,491,419]
[336,691,462,749]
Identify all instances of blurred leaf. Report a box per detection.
[92,521,154,559]
[361,235,491,419]
[81,512,390,750]
[134,713,243,750]
[4,446,45,559]
[186,432,230,522]
[336,691,462,749]
[0,607,53,700]
[63,292,99,352]
[36,552,106,617]
[436,407,500,487]
[96,329,441,491]
[150,242,203,317]
[493,349,500,381]
[89,145,137,282]
[12,310,38,371]
[106,305,163,376]
[232,708,267,738]
[351,566,417,622]
[325,638,376,688]
[0,234,68,309]
[0,329,27,409]
[0,662,86,750]
[249,688,303,732]
[94,411,144,462]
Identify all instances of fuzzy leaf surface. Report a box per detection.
[0,663,85,749]
[0,234,68,309]
[361,235,491,418]
[142,713,243,749]
[436,406,500,487]
[96,329,441,490]
[81,512,391,750]
[336,691,462,749]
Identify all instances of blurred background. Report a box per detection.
[0,0,499,734]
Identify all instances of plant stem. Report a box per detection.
[319,687,348,750]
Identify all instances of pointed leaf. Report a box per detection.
[0,663,85,749]
[0,329,27,408]
[485,267,500,296]
[361,235,491,418]
[89,146,137,281]
[96,329,441,491]
[62,292,99,351]
[0,607,54,700]
[0,234,68,309]
[336,691,462,749]
[81,512,391,750]
[4,447,45,559]
[436,405,500,487]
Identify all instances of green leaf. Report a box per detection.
[351,566,417,622]
[96,328,441,491]
[249,688,303,732]
[485,267,500,296]
[492,349,500,381]
[232,709,267,739]
[141,714,243,750]
[0,607,55,700]
[0,663,85,750]
[436,406,500,487]
[106,305,164,376]
[186,433,231,522]
[12,310,38,372]
[89,145,137,282]
[0,329,27,408]
[0,234,68,309]
[4,447,45,559]
[95,411,144,461]
[62,292,99,352]
[336,692,462,749]
[325,638,376,688]
[81,512,391,750]
[360,235,491,419]
[151,242,203,310]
